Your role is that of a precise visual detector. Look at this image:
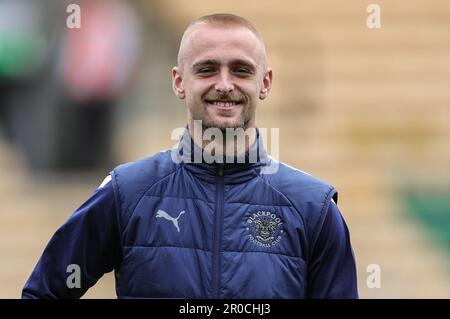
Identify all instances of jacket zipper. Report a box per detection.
[212,163,224,298]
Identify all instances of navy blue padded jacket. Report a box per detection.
[22,130,358,298]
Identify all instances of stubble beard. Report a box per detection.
[194,103,254,134]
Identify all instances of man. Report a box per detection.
[22,13,358,299]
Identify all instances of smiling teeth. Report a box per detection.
[211,101,237,107]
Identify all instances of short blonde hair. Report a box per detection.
[177,13,267,70]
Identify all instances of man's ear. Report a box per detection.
[259,67,273,100]
[172,66,185,99]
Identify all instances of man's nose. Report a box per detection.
[215,71,234,93]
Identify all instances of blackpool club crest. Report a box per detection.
[245,210,284,248]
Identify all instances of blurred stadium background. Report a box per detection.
[0,0,449,298]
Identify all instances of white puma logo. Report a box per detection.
[155,210,186,232]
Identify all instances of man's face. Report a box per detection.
[172,24,272,131]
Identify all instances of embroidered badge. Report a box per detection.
[245,210,284,247]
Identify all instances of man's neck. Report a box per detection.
[188,122,257,158]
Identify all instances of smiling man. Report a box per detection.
[172,15,272,157]
[173,16,270,132]
[22,14,358,299]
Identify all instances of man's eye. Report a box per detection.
[234,68,251,75]
[198,68,214,73]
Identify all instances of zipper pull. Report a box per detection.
[218,164,224,177]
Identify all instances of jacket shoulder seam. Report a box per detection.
[114,161,181,238]
[254,171,304,218]
[124,165,181,234]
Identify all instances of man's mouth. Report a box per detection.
[204,100,244,107]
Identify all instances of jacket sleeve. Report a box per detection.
[21,177,122,299]
[306,199,359,298]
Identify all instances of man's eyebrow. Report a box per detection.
[229,59,257,71]
[192,59,220,69]
[191,59,257,71]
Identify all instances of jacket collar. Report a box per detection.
[172,127,270,184]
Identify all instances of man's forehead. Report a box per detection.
[180,24,265,67]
